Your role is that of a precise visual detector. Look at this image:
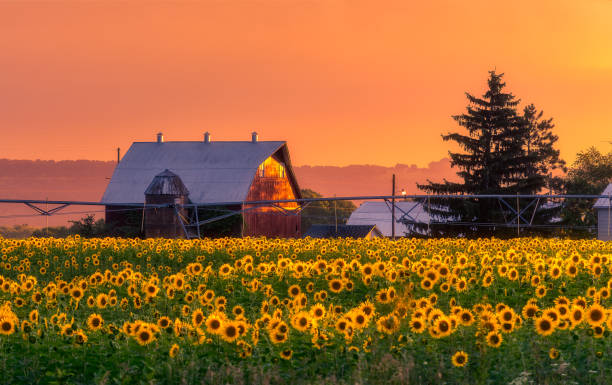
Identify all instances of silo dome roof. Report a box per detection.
[144,169,190,196]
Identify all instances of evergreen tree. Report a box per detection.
[414,71,564,237]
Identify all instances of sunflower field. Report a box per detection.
[1,236,612,384]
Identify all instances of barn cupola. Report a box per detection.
[144,169,190,238]
[204,132,211,143]
[251,132,258,143]
[157,132,164,143]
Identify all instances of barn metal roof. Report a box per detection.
[347,201,430,237]
[101,141,299,204]
[594,183,612,209]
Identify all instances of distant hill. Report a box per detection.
[0,158,456,227]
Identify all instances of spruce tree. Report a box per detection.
[413,71,564,237]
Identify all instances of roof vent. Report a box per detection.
[204,132,211,143]
[157,132,164,143]
[251,132,258,143]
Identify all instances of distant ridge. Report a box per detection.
[0,158,456,226]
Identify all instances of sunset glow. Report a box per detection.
[1,0,611,166]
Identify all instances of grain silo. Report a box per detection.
[144,169,190,238]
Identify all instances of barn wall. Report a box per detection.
[243,156,301,238]
[599,209,612,241]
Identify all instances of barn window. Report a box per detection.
[258,163,265,177]
[279,163,285,178]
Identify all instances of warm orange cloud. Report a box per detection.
[0,0,610,167]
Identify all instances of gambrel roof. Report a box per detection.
[101,140,301,204]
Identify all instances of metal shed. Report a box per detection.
[594,183,612,241]
[347,201,430,237]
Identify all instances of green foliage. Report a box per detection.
[561,146,612,237]
[300,189,356,234]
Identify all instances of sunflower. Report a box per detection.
[534,316,555,336]
[335,318,350,333]
[420,278,434,290]
[291,311,311,332]
[433,316,452,338]
[192,309,205,328]
[486,331,502,348]
[409,317,426,334]
[572,296,587,309]
[70,288,83,301]
[375,289,390,304]
[96,293,109,309]
[144,283,159,298]
[535,285,547,298]
[270,331,288,344]
[569,306,584,327]
[28,309,39,324]
[507,268,519,281]
[329,279,343,293]
[205,314,223,335]
[593,325,605,338]
[158,316,172,329]
[74,330,88,344]
[522,303,539,319]
[202,290,215,303]
[310,303,326,320]
[169,344,179,358]
[451,351,468,367]
[482,273,494,287]
[232,305,245,318]
[87,313,104,331]
[221,322,239,343]
[455,278,468,292]
[549,347,559,359]
[352,310,368,329]
[0,319,15,335]
[565,264,578,277]
[135,327,156,345]
[586,303,606,326]
[280,349,293,360]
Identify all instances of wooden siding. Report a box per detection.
[243,156,300,237]
[599,209,612,241]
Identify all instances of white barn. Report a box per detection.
[346,201,430,237]
[594,183,612,241]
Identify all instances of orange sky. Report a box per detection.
[0,0,611,167]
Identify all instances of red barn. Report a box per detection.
[101,132,301,238]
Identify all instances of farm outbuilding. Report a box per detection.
[101,133,302,238]
[347,201,431,237]
[594,183,612,241]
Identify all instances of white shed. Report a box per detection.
[346,201,430,237]
[594,183,612,241]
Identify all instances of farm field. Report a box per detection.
[1,236,612,384]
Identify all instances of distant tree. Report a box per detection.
[416,71,565,237]
[561,147,612,237]
[300,189,356,234]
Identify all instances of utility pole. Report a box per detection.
[117,147,121,164]
[334,194,338,234]
[392,174,396,240]
[45,197,48,236]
